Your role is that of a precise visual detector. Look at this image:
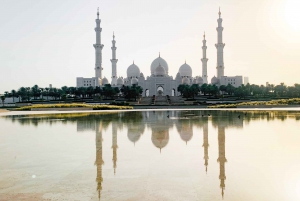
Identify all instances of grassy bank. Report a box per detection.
[208,98,300,108]
[15,103,133,111]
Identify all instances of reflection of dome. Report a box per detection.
[102,77,108,85]
[196,76,203,84]
[154,64,166,76]
[127,63,140,78]
[211,76,219,84]
[177,124,193,143]
[179,63,192,77]
[182,77,190,84]
[151,129,169,150]
[127,124,145,144]
[151,56,168,75]
[128,132,141,143]
[117,77,124,85]
[131,78,138,85]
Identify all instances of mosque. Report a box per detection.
[76,8,244,97]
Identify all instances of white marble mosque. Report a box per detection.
[76,8,244,97]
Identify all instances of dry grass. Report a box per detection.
[15,103,133,111]
[208,98,300,108]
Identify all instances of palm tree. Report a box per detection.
[45,88,49,100]
[11,89,17,103]
[39,88,44,101]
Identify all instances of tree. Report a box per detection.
[86,86,94,98]
[200,83,208,95]
[121,85,143,101]
[226,84,235,95]
[44,87,49,100]
[190,84,200,99]
[1,95,5,106]
[31,85,41,99]
[219,85,227,95]
[11,89,17,103]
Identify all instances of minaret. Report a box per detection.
[201,32,208,84]
[202,123,209,173]
[217,125,227,199]
[215,7,225,80]
[112,123,118,174]
[95,121,104,199]
[111,33,118,86]
[94,8,104,85]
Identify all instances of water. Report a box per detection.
[1,110,300,201]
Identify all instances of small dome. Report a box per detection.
[140,72,144,77]
[182,77,190,85]
[131,77,138,85]
[154,64,166,76]
[102,77,108,85]
[179,63,192,77]
[151,56,168,75]
[196,76,203,84]
[211,76,219,85]
[117,77,124,85]
[127,63,140,78]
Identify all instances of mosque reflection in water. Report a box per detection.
[5,110,300,200]
[75,110,246,199]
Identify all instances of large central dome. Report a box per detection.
[150,55,168,75]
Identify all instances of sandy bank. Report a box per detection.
[0,109,9,113]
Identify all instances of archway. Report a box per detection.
[172,88,176,96]
[157,86,164,96]
[145,89,149,97]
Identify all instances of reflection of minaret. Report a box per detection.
[202,123,209,173]
[112,123,118,174]
[217,126,227,199]
[95,122,104,199]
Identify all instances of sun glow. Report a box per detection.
[284,0,300,30]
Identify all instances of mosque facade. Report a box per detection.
[76,8,244,96]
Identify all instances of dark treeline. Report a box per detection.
[1,84,143,103]
[177,83,300,99]
[2,82,300,104]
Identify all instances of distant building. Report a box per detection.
[76,8,246,96]
[220,76,243,87]
[244,77,249,85]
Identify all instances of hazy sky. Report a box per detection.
[0,0,300,93]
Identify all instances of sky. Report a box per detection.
[0,0,300,93]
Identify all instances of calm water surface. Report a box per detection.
[1,110,300,201]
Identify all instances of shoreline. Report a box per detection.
[1,106,300,117]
